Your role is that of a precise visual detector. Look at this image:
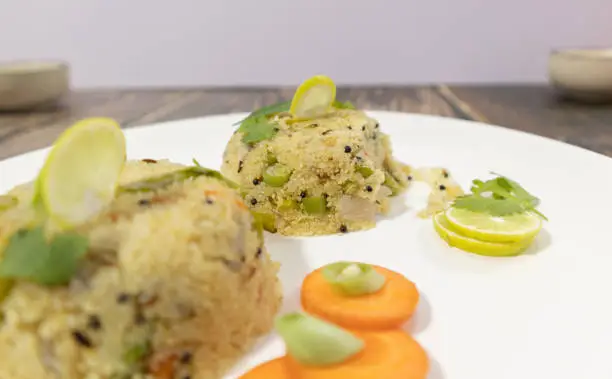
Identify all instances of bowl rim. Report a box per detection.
[550,47,612,61]
[0,60,69,75]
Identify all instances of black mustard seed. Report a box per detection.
[72,330,93,348]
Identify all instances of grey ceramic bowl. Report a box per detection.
[0,60,70,111]
[548,48,612,102]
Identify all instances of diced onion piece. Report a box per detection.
[321,261,386,296]
[275,312,364,366]
[338,196,376,222]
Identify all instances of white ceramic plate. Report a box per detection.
[1,111,612,379]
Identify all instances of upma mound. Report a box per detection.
[221,108,411,236]
[0,159,282,379]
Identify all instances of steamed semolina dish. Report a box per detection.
[221,93,411,236]
[0,159,282,379]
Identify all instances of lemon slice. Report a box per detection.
[444,206,542,243]
[36,117,127,228]
[433,212,534,257]
[290,75,337,118]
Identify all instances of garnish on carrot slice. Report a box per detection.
[275,312,364,366]
[238,357,290,379]
[285,329,429,379]
[301,264,419,330]
[321,262,386,296]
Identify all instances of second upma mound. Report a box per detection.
[0,160,282,379]
[221,108,411,236]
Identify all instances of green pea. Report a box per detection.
[356,165,374,178]
[263,164,292,187]
[251,211,278,233]
[302,196,327,215]
[278,199,298,212]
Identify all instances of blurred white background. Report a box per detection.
[1,0,610,88]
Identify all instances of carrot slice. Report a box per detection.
[239,357,290,379]
[301,265,419,330]
[285,329,429,379]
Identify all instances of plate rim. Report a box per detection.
[1,110,610,167]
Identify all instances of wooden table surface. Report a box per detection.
[1,85,611,161]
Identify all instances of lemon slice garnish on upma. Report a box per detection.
[290,75,337,118]
[34,117,126,228]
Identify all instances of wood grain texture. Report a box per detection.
[441,85,612,156]
[0,87,457,160]
[0,85,610,161]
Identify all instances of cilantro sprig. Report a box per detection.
[233,100,356,144]
[452,173,547,220]
[0,227,89,285]
[232,101,292,127]
[238,116,279,144]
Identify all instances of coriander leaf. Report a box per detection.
[37,232,88,285]
[239,117,278,144]
[0,228,48,279]
[333,100,356,110]
[486,173,541,208]
[462,173,547,220]
[0,227,89,286]
[470,178,512,198]
[232,101,291,126]
[502,176,540,208]
[452,196,527,216]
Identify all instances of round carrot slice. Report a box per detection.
[239,357,290,379]
[301,265,419,330]
[285,329,429,379]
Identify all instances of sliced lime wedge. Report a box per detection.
[444,206,542,243]
[433,212,534,257]
[36,117,126,228]
[290,75,337,119]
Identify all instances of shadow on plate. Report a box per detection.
[405,290,432,335]
[427,355,446,379]
[265,233,311,314]
[523,228,552,255]
[377,192,410,222]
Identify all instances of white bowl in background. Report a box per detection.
[548,48,612,102]
[0,60,70,111]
